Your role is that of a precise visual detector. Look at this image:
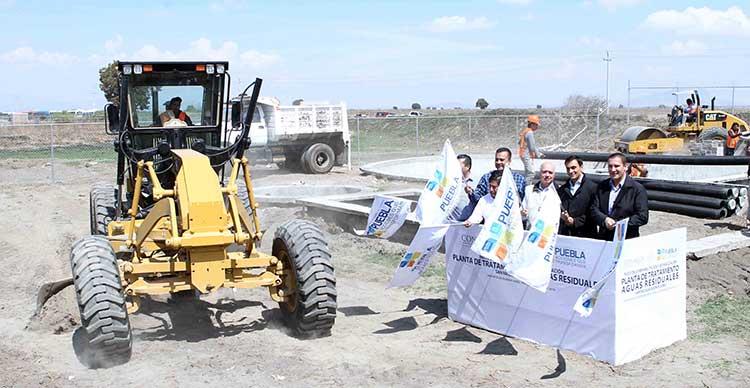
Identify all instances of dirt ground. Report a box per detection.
[1,160,749,388]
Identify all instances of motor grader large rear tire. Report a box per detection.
[273,220,336,338]
[89,183,117,236]
[70,236,132,368]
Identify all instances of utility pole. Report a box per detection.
[603,50,612,115]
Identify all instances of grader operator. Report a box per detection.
[38,61,337,368]
[615,90,749,155]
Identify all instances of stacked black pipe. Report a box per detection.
[552,173,746,220]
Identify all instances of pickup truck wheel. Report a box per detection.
[302,143,335,174]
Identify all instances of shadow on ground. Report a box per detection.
[705,222,745,231]
[132,295,272,342]
[370,298,448,335]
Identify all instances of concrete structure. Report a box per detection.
[298,189,422,246]
[255,185,371,206]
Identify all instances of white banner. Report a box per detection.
[445,226,686,365]
[574,218,629,317]
[415,140,464,227]
[469,166,525,264]
[505,190,561,292]
[388,225,450,288]
[355,195,411,239]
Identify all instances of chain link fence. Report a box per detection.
[0,122,113,183]
[5,110,748,184]
[349,113,614,165]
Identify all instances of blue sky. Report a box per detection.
[1,0,749,111]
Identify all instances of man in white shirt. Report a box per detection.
[463,170,502,227]
[521,161,558,224]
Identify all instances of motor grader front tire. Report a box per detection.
[273,220,336,338]
[70,236,132,368]
[89,183,117,236]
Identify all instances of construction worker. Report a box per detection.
[160,97,193,126]
[518,115,544,182]
[683,98,697,124]
[726,123,741,156]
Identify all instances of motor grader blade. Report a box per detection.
[34,277,73,316]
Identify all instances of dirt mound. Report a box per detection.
[688,247,750,297]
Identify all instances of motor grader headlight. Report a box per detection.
[216,64,225,74]
[123,65,132,75]
[206,64,215,74]
[134,64,143,74]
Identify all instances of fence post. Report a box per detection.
[626,80,631,125]
[468,116,472,153]
[596,111,602,151]
[49,123,56,183]
[356,117,361,165]
[415,116,419,156]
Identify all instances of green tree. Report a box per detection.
[98,60,151,110]
[292,99,304,105]
[411,102,421,110]
[99,61,120,104]
[475,98,489,110]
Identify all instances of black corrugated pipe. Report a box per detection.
[552,172,736,198]
[638,179,736,199]
[543,151,750,165]
[648,200,727,219]
[647,190,728,209]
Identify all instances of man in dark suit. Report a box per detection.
[591,152,649,240]
[558,155,597,238]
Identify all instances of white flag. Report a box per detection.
[469,168,525,264]
[415,140,463,227]
[388,225,450,288]
[573,218,629,317]
[355,195,411,239]
[505,189,561,292]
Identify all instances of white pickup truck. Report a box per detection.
[229,96,350,174]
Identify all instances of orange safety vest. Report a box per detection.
[518,127,533,157]
[727,130,740,149]
[177,111,187,121]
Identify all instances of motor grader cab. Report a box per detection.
[57,61,336,368]
[615,90,749,154]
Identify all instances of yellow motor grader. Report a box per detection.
[42,61,336,368]
[614,90,749,154]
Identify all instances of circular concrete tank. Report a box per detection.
[360,154,747,183]
[254,185,372,206]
